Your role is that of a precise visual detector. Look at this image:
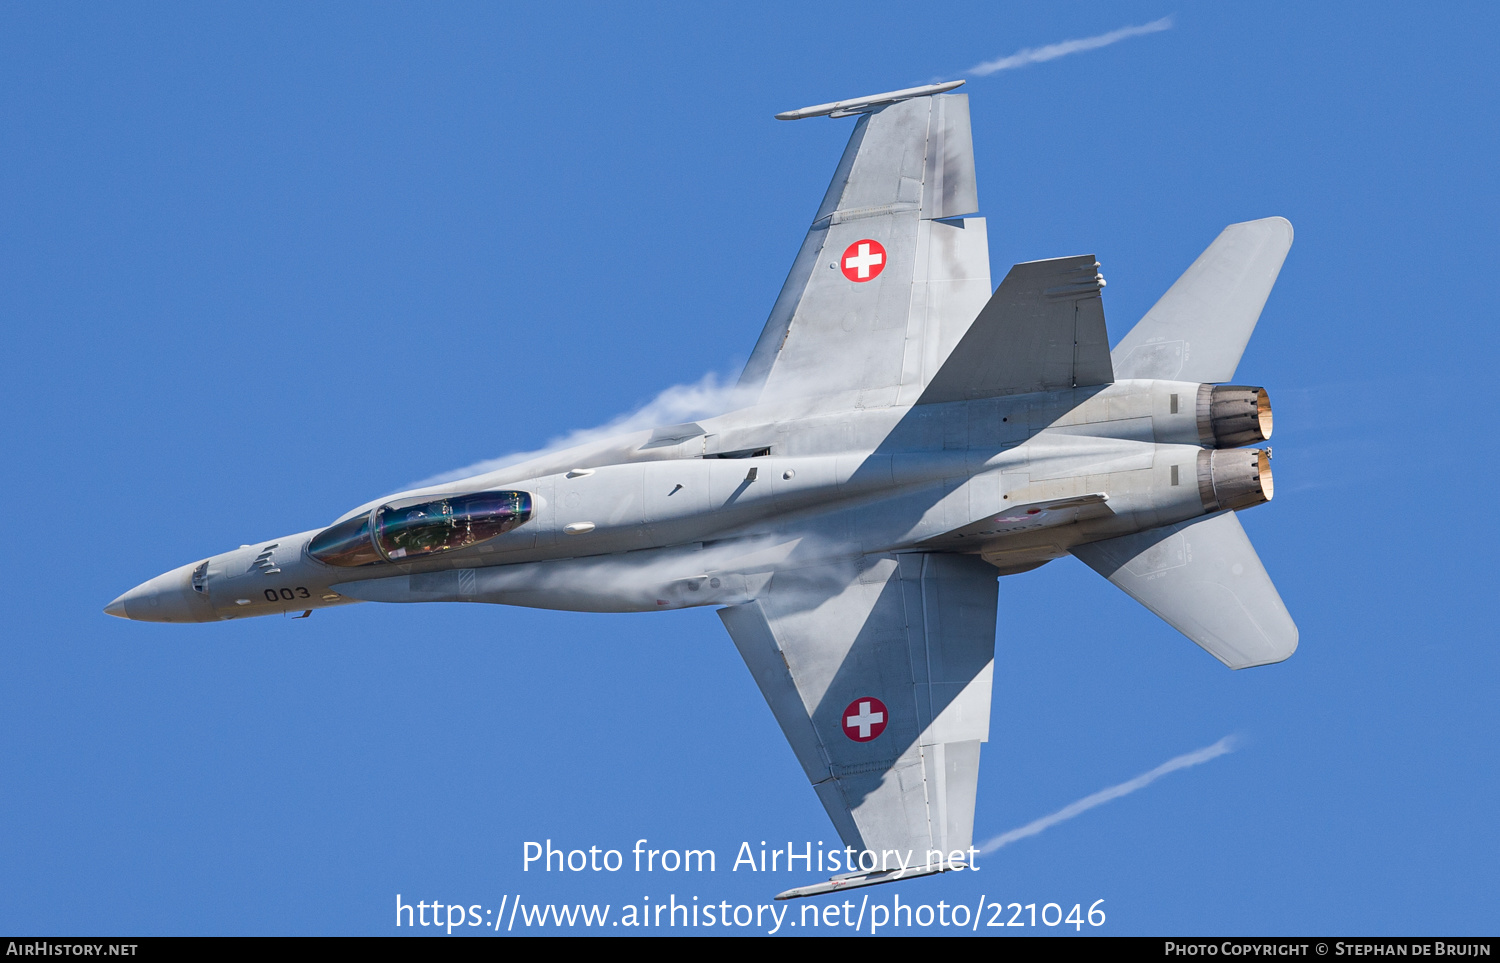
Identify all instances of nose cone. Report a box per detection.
[105,562,215,623]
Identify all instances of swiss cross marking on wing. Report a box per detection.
[842,697,888,742]
[840,239,886,282]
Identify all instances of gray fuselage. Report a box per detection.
[107,378,1270,623]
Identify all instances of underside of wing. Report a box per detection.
[739,93,990,410]
[718,552,997,877]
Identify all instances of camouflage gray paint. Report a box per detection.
[107,82,1294,899]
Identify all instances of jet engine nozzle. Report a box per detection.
[1198,384,1273,448]
[1197,447,1274,513]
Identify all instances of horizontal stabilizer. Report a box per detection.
[1112,217,1293,383]
[918,255,1113,404]
[1071,511,1297,669]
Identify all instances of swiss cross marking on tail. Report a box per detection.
[842,697,888,742]
[840,239,886,282]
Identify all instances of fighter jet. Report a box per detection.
[106,81,1295,899]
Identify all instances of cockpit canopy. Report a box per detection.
[308,490,532,567]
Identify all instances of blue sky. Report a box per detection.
[2,2,1497,936]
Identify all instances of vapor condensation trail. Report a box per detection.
[410,370,754,488]
[968,16,1174,76]
[978,735,1236,854]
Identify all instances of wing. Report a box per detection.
[719,552,997,881]
[1071,510,1298,669]
[739,91,990,410]
[1111,217,1293,383]
[917,254,1113,404]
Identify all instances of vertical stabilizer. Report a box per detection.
[1112,217,1293,383]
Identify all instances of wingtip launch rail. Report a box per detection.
[775,80,966,120]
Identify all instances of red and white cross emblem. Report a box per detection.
[840,239,886,282]
[842,696,888,742]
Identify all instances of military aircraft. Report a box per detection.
[106,80,1295,900]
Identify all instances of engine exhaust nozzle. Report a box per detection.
[1198,384,1273,448]
[1198,447,1274,513]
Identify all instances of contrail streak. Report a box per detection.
[978,735,1235,854]
[968,16,1174,76]
[408,370,754,489]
